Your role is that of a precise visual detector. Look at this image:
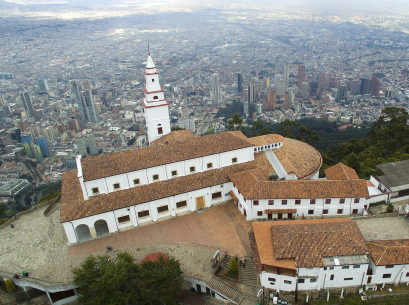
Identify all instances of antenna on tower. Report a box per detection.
[148,42,150,55]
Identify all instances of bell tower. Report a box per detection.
[142,53,171,144]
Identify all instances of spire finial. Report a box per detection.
[148,42,150,56]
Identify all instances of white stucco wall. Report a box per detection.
[369,261,409,284]
[260,271,296,292]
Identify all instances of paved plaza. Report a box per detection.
[354,216,409,241]
[0,200,249,285]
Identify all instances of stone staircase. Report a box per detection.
[207,275,243,304]
[240,258,258,287]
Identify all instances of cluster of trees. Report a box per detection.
[219,101,408,179]
[73,252,183,305]
[322,107,409,178]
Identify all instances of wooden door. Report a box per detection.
[278,213,283,220]
[268,213,273,220]
[196,196,205,210]
[288,213,292,219]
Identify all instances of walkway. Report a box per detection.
[264,150,288,179]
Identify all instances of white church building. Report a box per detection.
[60,54,379,245]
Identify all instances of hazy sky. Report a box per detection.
[2,0,409,16]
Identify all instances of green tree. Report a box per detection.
[73,252,139,305]
[72,252,183,305]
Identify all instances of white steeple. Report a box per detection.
[142,53,171,144]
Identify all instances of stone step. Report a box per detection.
[207,275,243,304]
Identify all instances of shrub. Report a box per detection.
[5,279,15,293]
[226,257,238,278]
[269,174,278,180]
[386,203,394,213]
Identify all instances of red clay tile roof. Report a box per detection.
[253,152,276,175]
[150,130,197,146]
[325,163,359,180]
[80,132,253,182]
[366,239,409,266]
[60,161,257,222]
[247,134,284,147]
[229,168,369,200]
[253,219,368,269]
[141,252,168,264]
[274,138,322,179]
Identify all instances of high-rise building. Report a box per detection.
[284,94,290,110]
[21,133,34,158]
[32,143,44,162]
[35,137,50,157]
[20,92,35,117]
[370,76,381,97]
[284,63,290,92]
[301,82,310,99]
[360,78,371,95]
[38,79,49,94]
[338,84,347,101]
[75,130,98,156]
[211,73,220,104]
[247,83,256,104]
[297,65,306,89]
[265,89,277,111]
[72,80,100,123]
[237,73,243,94]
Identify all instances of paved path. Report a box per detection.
[354,216,409,241]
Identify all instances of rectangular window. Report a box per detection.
[138,210,149,218]
[344,278,353,281]
[268,277,276,282]
[385,265,394,269]
[308,210,314,215]
[337,209,343,214]
[383,274,392,278]
[340,198,345,204]
[310,199,316,204]
[268,200,274,205]
[171,170,178,177]
[325,198,331,204]
[352,209,358,214]
[176,200,187,208]
[118,215,130,223]
[92,187,99,195]
[342,266,349,269]
[310,278,317,283]
[157,205,169,213]
[406,272,409,277]
[295,199,301,205]
[282,200,287,205]
[323,209,328,214]
[353,265,360,269]
[284,280,292,284]
[190,166,196,173]
[158,127,163,135]
[354,198,360,203]
[253,200,259,206]
[298,279,305,283]
[257,211,263,216]
[113,183,121,190]
[329,267,334,270]
[133,178,140,185]
[153,174,159,181]
[232,157,238,164]
[207,162,213,169]
[212,192,222,200]
[330,275,334,281]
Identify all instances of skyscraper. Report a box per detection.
[247,83,256,104]
[297,65,306,89]
[237,73,243,94]
[20,92,35,117]
[370,76,381,97]
[72,80,100,123]
[38,79,49,94]
[35,137,50,157]
[211,73,220,104]
[284,63,290,92]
